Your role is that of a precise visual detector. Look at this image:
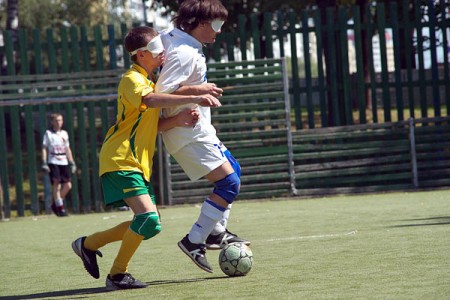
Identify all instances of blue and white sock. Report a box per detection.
[211,204,232,236]
[188,199,225,244]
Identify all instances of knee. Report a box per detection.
[130,211,162,240]
[213,172,240,204]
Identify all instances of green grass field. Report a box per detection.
[0,190,449,299]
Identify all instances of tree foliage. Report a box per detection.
[152,0,315,32]
[0,0,132,31]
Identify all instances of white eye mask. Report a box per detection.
[211,19,224,33]
[129,35,164,58]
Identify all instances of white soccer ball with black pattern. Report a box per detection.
[218,242,253,276]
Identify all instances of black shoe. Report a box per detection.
[59,208,69,217]
[72,236,103,279]
[106,273,147,290]
[205,229,251,250]
[51,203,68,217]
[177,234,213,273]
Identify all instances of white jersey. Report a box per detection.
[42,129,70,165]
[155,28,220,154]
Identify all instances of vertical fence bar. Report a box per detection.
[250,14,261,59]
[402,0,415,118]
[77,102,91,212]
[225,33,235,61]
[338,7,352,125]
[281,57,297,195]
[326,8,340,126]
[69,26,83,212]
[427,0,441,117]
[9,106,24,216]
[0,106,10,218]
[18,29,29,75]
[415,3,427,119]
[276,11,285,58]
[33,29,43,74]
[440,0,450,114]
[352,5,367,124]
[263,12,274,58]
[313,9,328,127]
[390,2,404,121]
[121,23,130,69]
[366,4,378,123]
[70,26,81,72]
[80,26,91,72]
[108,24,117,69]
[4,31,15,75]
[301,10,314,128]
[24,105,38,215]
[46,28,57,73]
[64,103,80,213]
[288,11,301,129]
[61,27,69,73]
[94,25,104,71]
[238,14,248,61]
[376,4,391,122]
[408,118,418,187]
[88,102,101,212]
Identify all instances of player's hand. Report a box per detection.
[42,163,50,173]
[199,83,223,98]
[69,162,77,174]
[176,108,200,127]
[195,94,222,108]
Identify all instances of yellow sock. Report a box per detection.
[109,228,144,276]
[84,221,131,251]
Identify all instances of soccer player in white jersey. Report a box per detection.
[71,26,221,290]
[42,113,77,217]
[155,0,250,273]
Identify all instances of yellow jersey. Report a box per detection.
[99,64,160,182]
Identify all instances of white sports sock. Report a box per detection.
[188,200,224,244]
[55,198,64,207]
[211,204,232,236]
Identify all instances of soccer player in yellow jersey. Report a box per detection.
[71,26,221,290]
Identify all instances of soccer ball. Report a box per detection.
[218,243,253,276]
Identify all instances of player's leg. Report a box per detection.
[174,142,243,272]
[56,165,72,216]
[72,171,161,289]
[48,164,66,216]
[105,192,160,290]
[206,149,250,249]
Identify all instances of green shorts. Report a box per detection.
[101,171,156,207]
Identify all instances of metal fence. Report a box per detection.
[1,1,450,217]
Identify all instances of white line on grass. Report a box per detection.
[267,230,358,242]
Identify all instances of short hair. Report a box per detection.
[50,113,63,121]
[124,26,158,62]
[172,0,228,33]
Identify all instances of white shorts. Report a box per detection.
[172,141,229,181]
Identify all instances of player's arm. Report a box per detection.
[65,146,75,164]
[41,146,50,172]
[173,83,223,98]
[158,108,200,132]
[141,92,221,109]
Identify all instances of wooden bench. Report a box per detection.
[0,69,125,106]
[292,116,450,196]
[160,58,297,205]
[412,116,450,188]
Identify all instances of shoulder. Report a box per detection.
[120,69,147,89]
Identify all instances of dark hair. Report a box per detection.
[124,26,158,62]
[172,0,228,33]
